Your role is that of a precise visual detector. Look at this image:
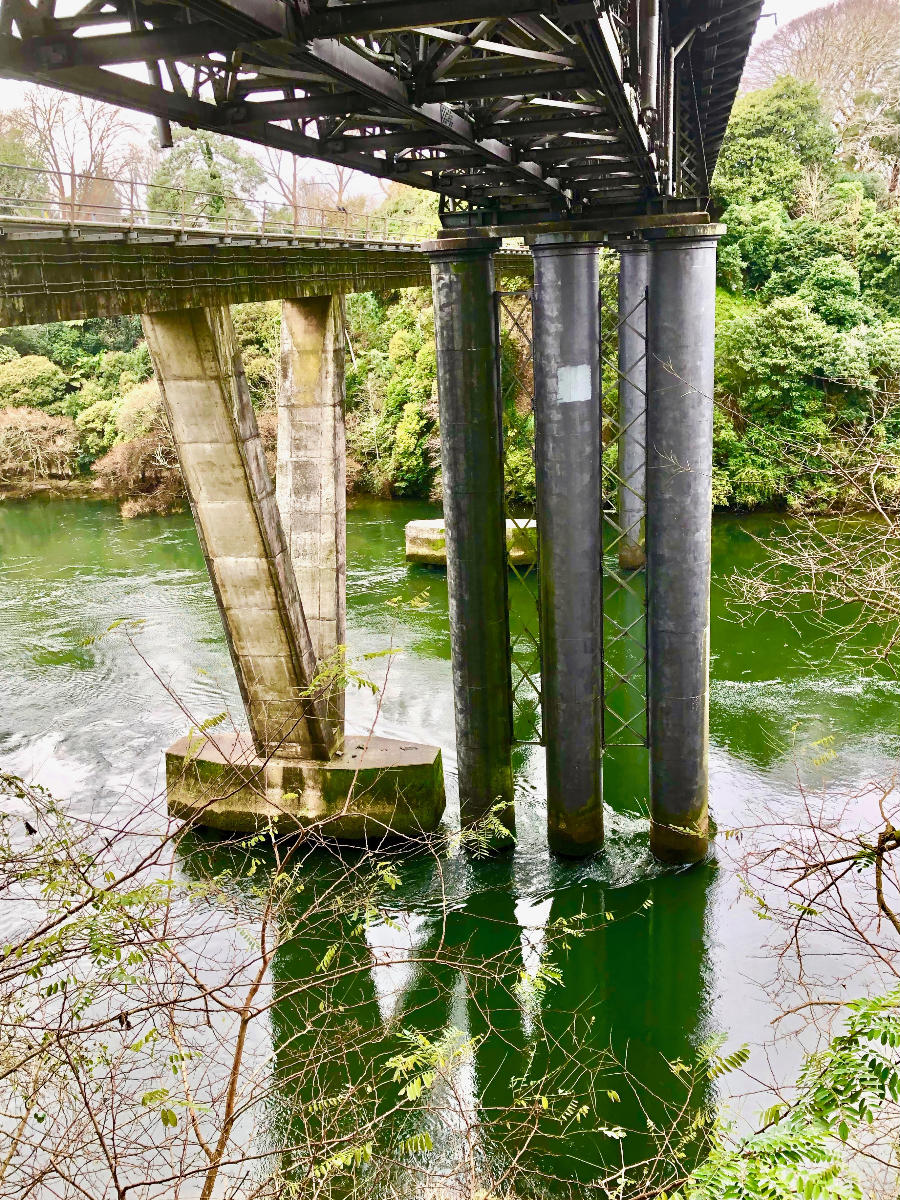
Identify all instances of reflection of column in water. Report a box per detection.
[463,877,524,1163]
[602,566,650,814]
[519,865,714,1192]
[267,869,389,1186]
[515,879,612,1188]
[392,862,525,1193]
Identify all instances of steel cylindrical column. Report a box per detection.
[425,236,514,833]
[645,226,721,864]
[532,236,603,857]
[617,240,649,570]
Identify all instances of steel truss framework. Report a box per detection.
[600,283,647,747]
[0,0,761,224]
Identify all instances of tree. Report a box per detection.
[259,145,332,223]
[0,110,48,216]
[742,0,900,188]
[712,77,837,209]
[13,87,141,216]
[147,128,266,227]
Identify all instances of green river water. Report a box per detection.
[1,496,898,1194]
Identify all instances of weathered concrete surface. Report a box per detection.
[0,236,533,327]
[143,305,336,760]
[277,296,346,731]
[166,731,445,840]
[405,518,537,566]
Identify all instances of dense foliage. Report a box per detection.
[711,77,900,510]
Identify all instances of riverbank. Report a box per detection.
[0,475,120,503]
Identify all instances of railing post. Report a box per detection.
[69,168,76,223]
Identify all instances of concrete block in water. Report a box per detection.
[405,518,537,566]
[166,731,445,840]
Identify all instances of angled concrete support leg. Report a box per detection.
[645,225,721,865]
[425,235,514,833]
[277,295,347,734]
[617,240,649,570]
[142,306,334,760]
[531,235,604,857]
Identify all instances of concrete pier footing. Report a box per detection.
[616,241,649,570]
[644,226,721,864]
[425,236,515,832]
[405,518,537,567]
[531,236,604,857]
[166,732,445,840]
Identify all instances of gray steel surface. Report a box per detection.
[645,225,719,864]
[428,237,515,832]
[0,0,762,225]
[532,237,603,856]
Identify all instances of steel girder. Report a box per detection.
[0,0,761,223]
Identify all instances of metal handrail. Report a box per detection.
[0,162,439,244]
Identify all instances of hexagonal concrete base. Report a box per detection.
[166,731,445,840]
[405,517,537,566]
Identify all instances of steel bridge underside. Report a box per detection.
[0,0,761,227]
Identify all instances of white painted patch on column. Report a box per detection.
[556,362,592,404]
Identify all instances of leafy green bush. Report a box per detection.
[231,301,280,408]
[114,380,164,442]
[388,400,433,496]
[712,77,836,209]
[74,396,120,460]
[858,209,900,316]
[0,355,67,411]
[798,255,867,328]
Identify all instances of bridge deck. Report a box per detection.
[0,222,532,326]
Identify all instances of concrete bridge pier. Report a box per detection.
[616,240,649,570]
[425,236,515,835]
[531,235,604,857]
[143,303,444,839]
[644,226,721,864]
[277,296,347,733]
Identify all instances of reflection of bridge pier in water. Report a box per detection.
[518,864,715,1192]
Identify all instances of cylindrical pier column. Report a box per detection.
[645,225,722,864]
[617,239,649,570]
[424,236,514,833]
[531,235,603,857]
